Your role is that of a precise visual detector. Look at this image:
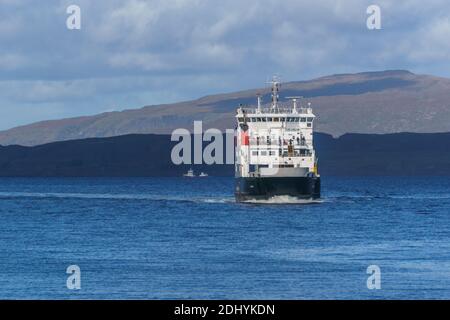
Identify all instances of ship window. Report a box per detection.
[307,123,312,127]
[301,118,307,122]
[252,151,258,156]
[261,151,267,156]
[269,151,275,156]
[238,117,244,122]
[295,118,300,122]
[280,117,286,122]
[267,117,273,122]
[262,117,267,122]
[307,117,314,122]
[273,118,279,122]
[257,118,262,122]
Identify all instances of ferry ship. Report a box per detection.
[234,78,321,202]
[183,168,195,177]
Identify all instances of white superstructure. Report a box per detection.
[235,79,318,178]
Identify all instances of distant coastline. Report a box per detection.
[1,132,449,177]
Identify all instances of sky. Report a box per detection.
[0,0,450,130]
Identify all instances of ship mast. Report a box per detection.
[269,77,280,111]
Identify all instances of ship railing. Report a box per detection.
[249,140,308,147]
[249,150,313,157]
[239,107,313,114]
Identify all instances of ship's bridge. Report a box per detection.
[236,108,315,128]
[238,106,314,115]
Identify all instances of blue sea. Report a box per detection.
[0,176,449,300]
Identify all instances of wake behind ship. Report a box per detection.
[235,79,321,202]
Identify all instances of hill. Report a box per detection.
[1,70,450,146]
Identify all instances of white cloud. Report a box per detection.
[406,17,450,61]
[1,0,450,129]
[0,54,28,70]
[108,52,169,71]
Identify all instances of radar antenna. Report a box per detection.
[286,96,303,113]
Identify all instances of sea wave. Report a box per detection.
[242,195,323,205]
[0,191,328,205]
[0,191,235,204]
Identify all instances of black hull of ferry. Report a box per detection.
[235,176,321,202]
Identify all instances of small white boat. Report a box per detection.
[199,172,209,177]
[183,168,195,177]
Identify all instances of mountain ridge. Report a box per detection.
[1,69,450,146]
